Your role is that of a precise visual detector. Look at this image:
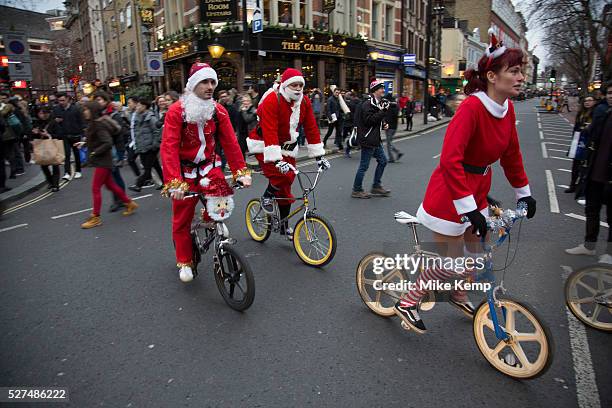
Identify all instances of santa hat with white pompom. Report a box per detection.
[485,27,507,59]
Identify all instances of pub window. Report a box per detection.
[372,2,380,40]
[278,1,292,24]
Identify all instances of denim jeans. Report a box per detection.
[353,145,387,192]
[386,128,400,161]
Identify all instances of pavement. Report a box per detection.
[0,102,609,407]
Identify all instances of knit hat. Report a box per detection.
[280,68,305,88]
[186,62,218,92]
[369,80,385,93]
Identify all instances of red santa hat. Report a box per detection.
[485,27,507,60]
[186,62,218,92]
[204,177,234,198]
[280,68,305,89]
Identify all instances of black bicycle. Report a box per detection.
[186,186,255,311]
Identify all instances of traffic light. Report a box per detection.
[0,56,9,90]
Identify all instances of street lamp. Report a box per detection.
[208,39,225,59]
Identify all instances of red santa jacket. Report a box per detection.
[418,94,530,232]
[160,100,247,192]
[247,90,325,162]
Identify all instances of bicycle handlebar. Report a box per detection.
[460,203,528,231]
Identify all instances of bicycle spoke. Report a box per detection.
[505,306,515,333]
[375,289,382,305]
[483,318,495,332]
[514,332,540,342]
[362,278,378,286]
[381,269,402,283]
[488,341,506,359]
[592,304,603,322]
[576,279,597,295]
[510,343,532,369]
[567,296,596,304]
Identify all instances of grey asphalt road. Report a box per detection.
[0,100,610,408]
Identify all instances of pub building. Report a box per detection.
[160,26,369,94]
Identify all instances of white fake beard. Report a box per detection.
[182,91,216,124]
[280,86,303,102]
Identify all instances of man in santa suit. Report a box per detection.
[160,62,252,283]
[247,68,329,237]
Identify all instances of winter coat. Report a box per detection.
[52,103,85,138]
[326,95,341,120]
[584,103,612,183]
[385,101,399,130]
[133,110,161,154]
[31,117,59,140]
[85,117,115,168]
[356,96,387,148]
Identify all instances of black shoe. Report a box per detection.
[449,298,475,318]
[0,187,12,193]
[109,201,126,212]
[155,184,163,190]
[128,185,142,192]
[564,186,576,193]
[142,180,155,188]
[51,186,60,192]
[261,196,275,214]
[9,174,16,179]
[396,152,404,160]
[394,301,426,333]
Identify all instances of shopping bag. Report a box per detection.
[32,139,65,166]
[567,131,587,160]
[79,146,88,165]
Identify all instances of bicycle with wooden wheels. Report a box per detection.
[565,263,612,332]
[245,162,336,267]
[355,203,554,379]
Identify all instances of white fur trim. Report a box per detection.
[473,91,508,119]
[307,142,325,158]
[489,46,507,59]
[183,168,197,179]
[278,88,302,142]
[247,137,264,154]
[417,204,488,237]
[186,67,218,92]
[263,145,283,163]
[487,27,495,36]
[514,184,531,199]
[282,144,299,158]
[199,177,210,187]
[453,194,478,214]
[258,83,280,107]
[281,76,305,88]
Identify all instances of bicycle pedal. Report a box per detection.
[400,321,412,331]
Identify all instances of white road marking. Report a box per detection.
[549,148,568,153]
[0,223,28,233]
[565,213,609,228]
[539,130,544,140]
[541,142,549,158]
[551,156,573,161]
[545,170,560,213]
[432,153,441,159]
[50,194,153,220]
[545,142,571,147]
[558,168,572,172]
[3,180,71,215]
[560,265,602,408]
[545,137,574,142]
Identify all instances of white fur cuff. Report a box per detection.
[247,137,264,154]
[453,194,477,214]
[263,145,283,163]
[307,142,325,158]
[514,184,531,199]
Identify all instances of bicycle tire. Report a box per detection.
[214,244,255,311]
[565,264,612,332]
[356,252,409,317]
[473,296,554,379]
[293,214,336,267]
[245,199,272,243]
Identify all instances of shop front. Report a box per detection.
[404,65,426,111]
[370,49,403,97]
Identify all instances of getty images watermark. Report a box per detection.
[371,254,493,292]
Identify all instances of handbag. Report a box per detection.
[32,138,65,165]
[567,131,587,160]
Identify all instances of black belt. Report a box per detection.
[463,163,491,175]
[180,159,209,168]
[282,142,298,151]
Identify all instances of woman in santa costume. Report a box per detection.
[247,68,329,238]
[160,62,252,283]
[394,29,537,333]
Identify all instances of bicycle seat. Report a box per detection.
[394,211,420,225]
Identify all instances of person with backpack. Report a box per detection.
[94,91,130,212]
[128,98,163,192]
[1,101,25,179]
[351,80,391,199]
[384,94,403,163]
[76,101,138,229]
[247,68,328,238]
[160,62,252,283]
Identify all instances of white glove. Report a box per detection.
[316,157,330,171]
[236,175,252,187]
[275,161,291,174]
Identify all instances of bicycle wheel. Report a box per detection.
[473,297,553,379]
[565,264,612,332]
[293,214,336,267]
[356,252,409,317]
[214,245,255,311]
[245,199,271,242]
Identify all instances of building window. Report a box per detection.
[122,45,128,73]
[278,0,292,24]
[385,5,393,42]
[298,0,306,26]
[129,42,136,73]
[126,3,132,27]
[120,8,126,31]
[372,2,380,40]
[111,16,116,38]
